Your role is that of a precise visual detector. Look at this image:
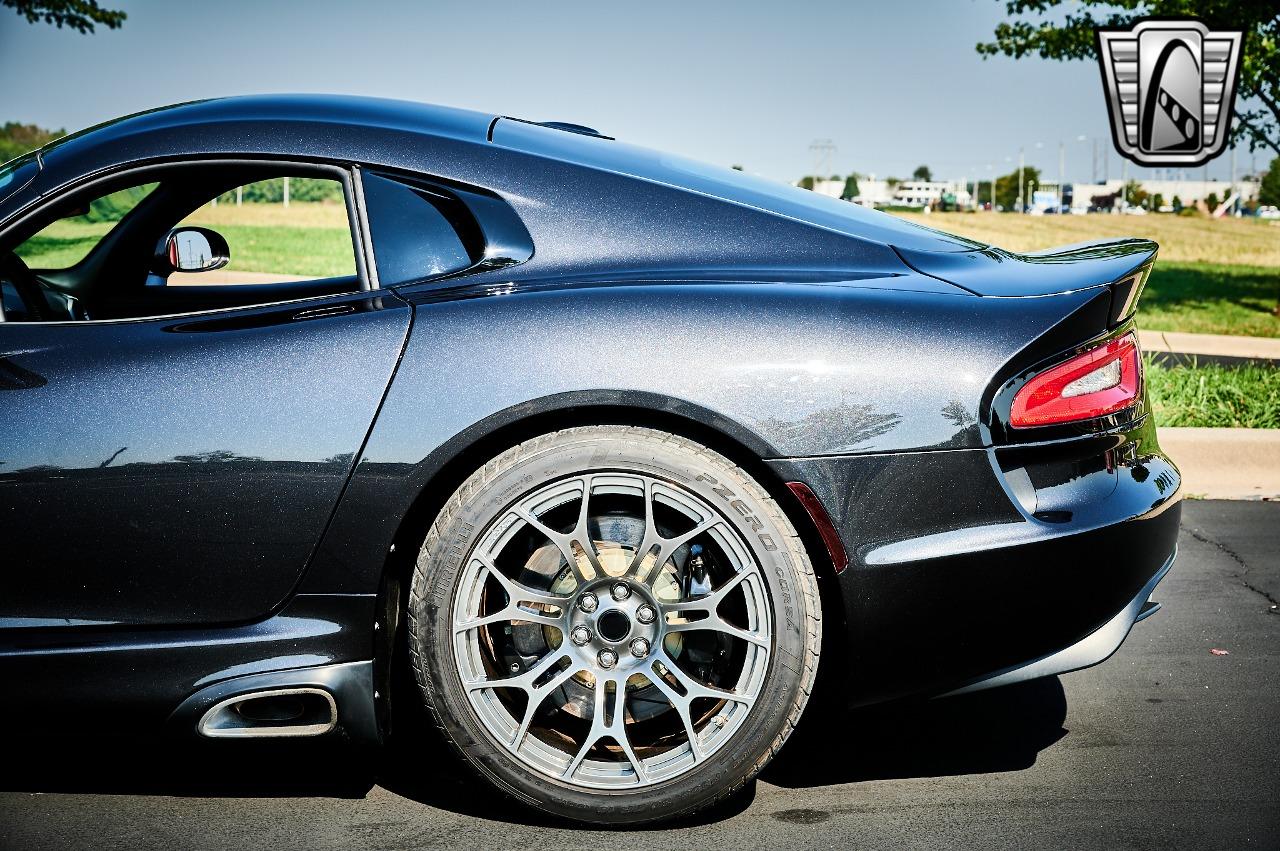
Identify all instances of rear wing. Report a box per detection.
[894,238,1157,328]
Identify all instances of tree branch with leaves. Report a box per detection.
[3,0,125,33]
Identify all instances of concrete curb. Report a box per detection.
[1139,330,1280,362]
[1159,427,1280,500]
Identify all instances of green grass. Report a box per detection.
[1139,263,1280,338]
[207,224,354,278]
[16,219,355,278]
[15,219,111,267]
[1147,357,1280,428]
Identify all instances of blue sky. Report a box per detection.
[0,0,1261,183]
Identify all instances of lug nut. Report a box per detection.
[636,604,657,624]
[610,582,631,601]
[570,625,592,646]
[578,592,599,613]
[629,637,650,658]
[597,649,618,669]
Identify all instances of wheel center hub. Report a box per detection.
[596,609,631,642]
[569,579,660,669]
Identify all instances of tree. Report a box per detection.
[1172,194,1183,211]
[1259,157,1280,206]
[1124,179,1149,207]
[3,0,125,32]
[1152,192,1165,210]
[1206,191,1220,211]
[912,165,932,182]
[977,2,1280,156]
[797,176,815,190]
[0,122,63,162]
[842,174,861,200]
[994,166,1040,210]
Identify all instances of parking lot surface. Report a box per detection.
[2,500,1276,850]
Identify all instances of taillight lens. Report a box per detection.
[1010,333,1141,428]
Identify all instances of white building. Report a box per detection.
[1069,178,1259,211]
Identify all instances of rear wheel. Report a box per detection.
[408,426,820,824]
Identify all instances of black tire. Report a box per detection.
[408,426,820,825]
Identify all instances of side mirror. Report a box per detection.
[155,227,230,275]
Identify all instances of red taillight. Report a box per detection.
[1010,333,1141,428]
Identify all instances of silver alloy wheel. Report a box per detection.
[451,471,773,790]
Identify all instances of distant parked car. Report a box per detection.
[1258,205,1280,219]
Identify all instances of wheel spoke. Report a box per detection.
[563,674,648,784]
[653,650,755,707]
[464,649,570,693]
[666,563,760,613]
[664,613,770,648]
[477,553,573,610]
[628,479,723,586]
[453,607,562,633]
[510,662,583,750]
[454,556,571,634]
[643,665,705,762]
[512,476,604,585]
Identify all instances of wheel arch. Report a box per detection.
[373,391,849,736]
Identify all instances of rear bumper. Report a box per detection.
[941,546,1174,696]
[770,416,1181,705]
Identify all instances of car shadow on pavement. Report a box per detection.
[1,737,379,799]
[762,676,1069,788]
[0,677,1065,827]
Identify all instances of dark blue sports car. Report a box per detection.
[0,95,1179,824]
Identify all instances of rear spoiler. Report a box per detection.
[893,238,1156,328]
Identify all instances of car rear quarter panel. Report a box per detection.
[301,280,1098,596]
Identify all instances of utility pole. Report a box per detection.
[1058,141,1065,210]
[1230,145,1237,214]
[1018,147,1025,214]
[283,175,291,209]
[1092,138,1098,184]
[236,186,242,207]
[809,139,836,191]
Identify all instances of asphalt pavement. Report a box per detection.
[2,500,1276,850]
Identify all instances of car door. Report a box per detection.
[0,161,412,628]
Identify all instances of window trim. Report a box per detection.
[0,156,375,325]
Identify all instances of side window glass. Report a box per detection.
[15,183,157,270]
[1,167,364,323]
[169,177,356,286]
[362,173,474,286]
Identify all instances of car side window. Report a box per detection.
[15,183,159,270]
[362,172,474,286]
[0,165,364,322]
[167,177,356,287]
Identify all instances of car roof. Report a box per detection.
[39,94,498,165]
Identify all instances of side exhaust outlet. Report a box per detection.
[198,687,337,738]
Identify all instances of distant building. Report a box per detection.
[891,180,957,208]
[1068,178,1259,211]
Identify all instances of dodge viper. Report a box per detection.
[0,95,1180,824]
